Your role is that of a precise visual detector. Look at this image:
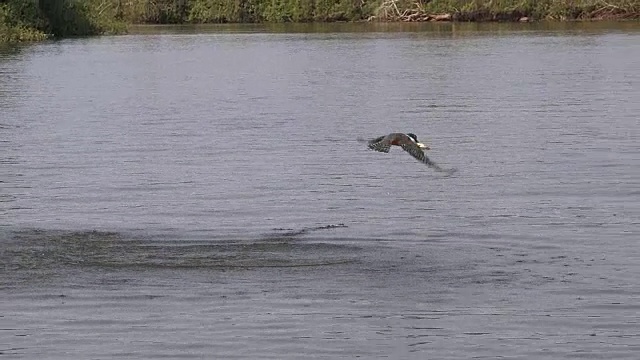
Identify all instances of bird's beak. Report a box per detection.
[417,142,430,150]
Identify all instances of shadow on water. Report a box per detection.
[1,226,362,286]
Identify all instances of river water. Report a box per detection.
[1,22,639,359]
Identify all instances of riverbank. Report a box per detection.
[1,0,639,43]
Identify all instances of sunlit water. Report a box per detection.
[1,22,639,359]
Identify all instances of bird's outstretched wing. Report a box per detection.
[367,136,391,153]
[400,142,457,174]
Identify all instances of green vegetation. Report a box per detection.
[1,0,125,43]
[1,0,48,42]
[2,0,639,43]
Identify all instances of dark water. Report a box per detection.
[1,22,639,359]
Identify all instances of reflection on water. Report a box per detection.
[1,23,639,359]
[128,21,640,35]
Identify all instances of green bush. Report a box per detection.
[1,0,127,43]
[188,0,248,22]
[0,0,48,42]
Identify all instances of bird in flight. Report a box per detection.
[362,132,457,174]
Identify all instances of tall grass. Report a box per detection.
[117,0,640,23]
[159,0,369,23]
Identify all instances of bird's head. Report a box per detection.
[407,133,430,150]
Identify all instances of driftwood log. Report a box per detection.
[372,0,453,22]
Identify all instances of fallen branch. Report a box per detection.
[374,0,452,22]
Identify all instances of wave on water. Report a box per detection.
[268,223,348,238]
[1,225,362,286]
